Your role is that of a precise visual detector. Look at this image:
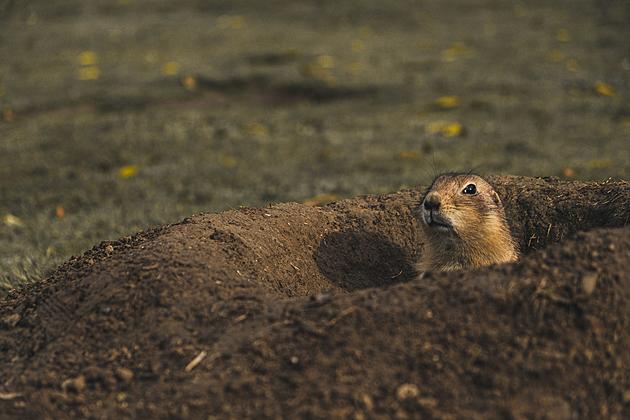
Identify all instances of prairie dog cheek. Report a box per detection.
[482,213,506,234]
[447,210,467,231]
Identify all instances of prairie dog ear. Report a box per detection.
[491,190,503,208]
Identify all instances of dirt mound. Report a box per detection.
[1,176,629,419]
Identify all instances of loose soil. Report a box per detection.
[1,176,629,419]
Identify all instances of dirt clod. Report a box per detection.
[0,392,21,401]
[1,313,20,329]
[62,376,86,394]
[114,368,134,383]
[396,384,420,400]
[581,273,598,295]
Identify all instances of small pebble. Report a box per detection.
[361,394,374,410]
[115,367,134,383]
[396,383,419,400]
[582,273,598,295]
[62,375,86,393]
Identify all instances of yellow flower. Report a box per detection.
[434,95,460,109]
[162,61,179,76]
[78,51,98,66]
[118,165,139,178]
[425,121,464,137]
[442,122,463,137]
[594,81,615,97]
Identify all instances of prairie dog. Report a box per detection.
[416,174,518,275]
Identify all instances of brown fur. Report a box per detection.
[416,174,518,275]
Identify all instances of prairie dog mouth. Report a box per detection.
[423,211,452,231]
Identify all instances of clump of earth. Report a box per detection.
[1,176,629,418]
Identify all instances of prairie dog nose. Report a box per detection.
[423,192,441,211]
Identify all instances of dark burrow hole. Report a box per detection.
[314,231,417,292]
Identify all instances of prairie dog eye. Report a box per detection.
[462,183,477,195]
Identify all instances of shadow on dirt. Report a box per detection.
[314,231,416,291]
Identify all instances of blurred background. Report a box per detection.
[0,0,628,290]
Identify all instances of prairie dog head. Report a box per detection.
[417,173,518,273]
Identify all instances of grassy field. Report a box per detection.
[1,0,628,290]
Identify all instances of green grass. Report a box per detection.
[1,0,628,291]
